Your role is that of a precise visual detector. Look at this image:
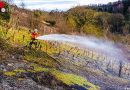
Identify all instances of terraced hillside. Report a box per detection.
[0,26,100,90]
[0,24,130,90]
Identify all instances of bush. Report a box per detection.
[82,24,103,37]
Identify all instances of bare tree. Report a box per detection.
[20,0,25,9]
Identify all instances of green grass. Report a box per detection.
[24,49,58,68]
[3,64,100,90]
[51,69,100,90]
[14,69,26,73]
[4,71,16,76]
[6,27,30,45]
[30,63,49,72]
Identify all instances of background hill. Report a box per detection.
[7,1,130,44]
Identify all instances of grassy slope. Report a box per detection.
[0,26,100,90]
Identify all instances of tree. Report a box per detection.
[82,23,103,37]
[66,7,96,33]
[108,14,125,34]
[66,15,77,32]
[94,12,111,38]
[20,0,25,9]
[123,23,130,35]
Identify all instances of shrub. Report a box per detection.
[82,24,103,37]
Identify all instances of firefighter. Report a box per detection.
[29,29,39,49]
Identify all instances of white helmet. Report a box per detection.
[34,29,38,32]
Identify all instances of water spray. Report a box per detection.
[37,34,130,78]
[37,34,126,61]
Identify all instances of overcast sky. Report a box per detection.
[13,0,118,11]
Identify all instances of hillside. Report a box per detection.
[0,1,130,90]
[0,22,130,90]
[8,4,130,44]
[0,25,101,90]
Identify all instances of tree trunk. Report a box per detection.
[119,61,123,77]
